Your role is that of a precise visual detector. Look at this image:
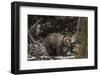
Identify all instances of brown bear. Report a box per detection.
[45,33,71,56]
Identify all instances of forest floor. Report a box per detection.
[28,41,76,61]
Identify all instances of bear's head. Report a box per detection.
[63,36,71,47]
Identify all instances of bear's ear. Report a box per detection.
[63,36,70,46]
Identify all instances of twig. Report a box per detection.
[28,31,35,43]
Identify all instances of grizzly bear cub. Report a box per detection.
[45,33,71,56]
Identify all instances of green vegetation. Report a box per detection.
[75,17,88,58]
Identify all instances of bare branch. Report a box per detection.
[28,31,35,43]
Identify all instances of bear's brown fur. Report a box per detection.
[45,33,70,56]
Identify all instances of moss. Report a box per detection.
[75,17,88,58]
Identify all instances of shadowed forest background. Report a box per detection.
[28,15,88,61]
